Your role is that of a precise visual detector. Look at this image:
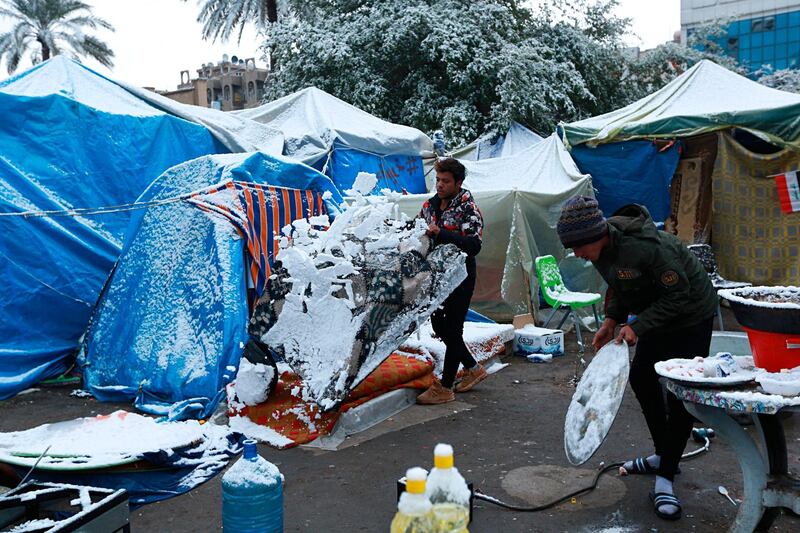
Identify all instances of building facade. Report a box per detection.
[160,55,268,111]
[681,0,800,72]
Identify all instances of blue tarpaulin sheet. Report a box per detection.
[329,145,427,194]
[570,140,682,221]
[0,59,228,400]
[9,430,242,507]
[80,152,342,420]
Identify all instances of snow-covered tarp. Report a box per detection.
[396,134,600,321]
[249,173,467,410]
[79,152,343,420]
[238,87,433,163]
[451,122,543,161]
[0,57,236,401]
[237,87,433,194]
[0,411,241,506]
[562,60,800,149]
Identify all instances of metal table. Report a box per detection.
[665,380,800,532]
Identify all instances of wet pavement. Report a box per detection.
[1,308,798,532]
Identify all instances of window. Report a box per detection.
[752,18,764,32]
[764,31,775,46]
[776,43,788,60]
[740,33,751,48]
[206,89,212,104]
[790,11,800,28]
[738,48,750,62]
[751,47,763,62]
[727,36,739,50]
[776,28,789,44]
[248,81,255,99]
[776,58,788,69]
[224,85,231,101]
[776,13,789,29]
[765,17,776,31]
[728,20,740,36]
[752,32,763,47]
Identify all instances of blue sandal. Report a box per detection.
[650,491,682,521]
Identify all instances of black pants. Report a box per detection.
[629,316,714,481]
[431,278,477,389]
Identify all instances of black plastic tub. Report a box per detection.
[719,286,800,335]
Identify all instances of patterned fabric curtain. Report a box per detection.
[712,133,800,285]
[190,181,327,295]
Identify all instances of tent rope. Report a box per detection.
[0,194,192,218]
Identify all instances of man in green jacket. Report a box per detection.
[557,196,717,522]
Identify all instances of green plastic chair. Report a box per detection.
[534,255,602,353]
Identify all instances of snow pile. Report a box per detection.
[564,342,629,465]
[719,286,800,310]
[234,359,275,406]
[255,172,467,409]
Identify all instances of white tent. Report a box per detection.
[237,86,433,165]
[563,59,800,149]
[451,121,544,161]
[397,133,599,320]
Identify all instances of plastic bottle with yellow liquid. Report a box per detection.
[425,444,470,533]
[390,467,435,533]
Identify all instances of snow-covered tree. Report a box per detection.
[0,0,114,74]
[262,0,636,145]
[624,20,744,100]
[757,67,800,93]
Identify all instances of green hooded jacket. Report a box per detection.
[592,204,718,337]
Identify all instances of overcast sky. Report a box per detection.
[0,0,681,89]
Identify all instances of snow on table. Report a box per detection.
[666,381,800,415]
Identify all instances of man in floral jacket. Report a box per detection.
[416,157,486,405]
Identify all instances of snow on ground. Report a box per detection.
[228,415,295,448]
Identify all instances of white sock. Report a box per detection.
[654,476,679,516]
[621,454,660,473]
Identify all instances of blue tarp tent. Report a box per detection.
[569,140,682,222]
[237,87,433,195]
[79,152,342,420]
[0,57,259,400]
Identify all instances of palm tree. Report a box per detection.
[188,0,279,43]
[0,0,114,74]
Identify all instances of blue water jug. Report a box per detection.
[222,438,283,532]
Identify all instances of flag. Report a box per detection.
[775,171,800,213]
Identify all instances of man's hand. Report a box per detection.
[592,318,617,350]
[427,223,440,237]
[615,325,638,346]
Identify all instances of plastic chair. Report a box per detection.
[687,244,751,331]
[534,255,602,353]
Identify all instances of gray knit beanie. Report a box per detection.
[557,196,608,249]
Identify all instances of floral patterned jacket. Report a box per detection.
[419,188,483,282]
